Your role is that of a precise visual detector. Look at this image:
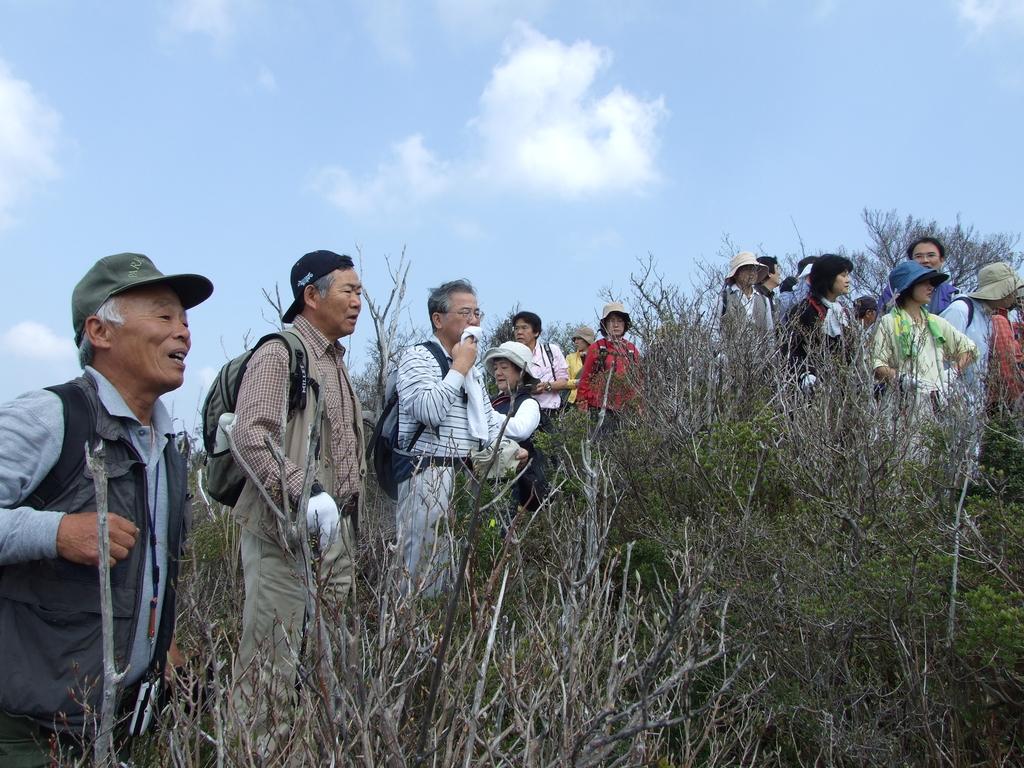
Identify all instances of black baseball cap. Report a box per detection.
[281,250,354,323]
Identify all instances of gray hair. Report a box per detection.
[427,279,476,322]
[312,271,335,299]
[78,296,125,368]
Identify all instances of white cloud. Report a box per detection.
[956,0,1024,32]
[0,60,60,229]
[435,0,551,40]
[472,23,665,197]
[315,134,451,216]
[314,24,665,215]
[0,322,76,363]
[168,0,246,40]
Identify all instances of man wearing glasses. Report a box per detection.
[395,279,505,596]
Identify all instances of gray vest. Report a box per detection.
[0,376,190,731]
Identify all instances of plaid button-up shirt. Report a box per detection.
[232,315,362,505]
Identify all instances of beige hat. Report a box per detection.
[727,251,769,282]
[600,301,630,322]
[967,262,1024,302]
[572,325,597,345]
[599,302,631,335]
[482,341,539,385]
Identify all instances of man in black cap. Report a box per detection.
[229,250,365,751]
[0,253,213,765]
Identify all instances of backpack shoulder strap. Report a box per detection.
[511,390,532,417]
[961,296,975,329]
[542,343,556,380]
[418,340,451,378]
[252,330,313,414]
[406,340,454,450]
[26,381,97,510]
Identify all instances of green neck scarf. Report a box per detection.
[892,306,945,359]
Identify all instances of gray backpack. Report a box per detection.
[201,331,311,505]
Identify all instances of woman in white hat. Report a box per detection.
[483,341,548,510]
[576,303,641,428]
[721,251,773,332]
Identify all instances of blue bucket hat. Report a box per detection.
[888,260,948,297]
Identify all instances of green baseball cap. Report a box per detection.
[72,253,214,345]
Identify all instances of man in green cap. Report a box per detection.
[0,253,213,766]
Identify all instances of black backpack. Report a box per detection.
[22,382,98,510]
[369,341,451,500]
[200,331,312,506]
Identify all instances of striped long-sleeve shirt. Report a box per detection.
[397,339,502,457]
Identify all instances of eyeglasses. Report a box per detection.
[451,308,484,320]
[513,324,532,332]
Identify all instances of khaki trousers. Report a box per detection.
[231,514,355,751]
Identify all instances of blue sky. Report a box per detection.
[1,0,1022,431]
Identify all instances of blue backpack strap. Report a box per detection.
[25,381,97,510]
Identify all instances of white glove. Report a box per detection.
[306,491,340,551]
[799,373,817,395]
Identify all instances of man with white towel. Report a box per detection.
[395,279,513,596]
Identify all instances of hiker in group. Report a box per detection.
[755,255,783,326]
[720,251,773,333]
[877,236,958,314]
[871,261,976,418]
[484,341,548,515]
[853,296,878,328]
[785,254,855,393]
[987,302,1024,410]
[577,302,641,432]
[777,255,820,319]
[396,279,521,596]
[229,250,364,750]
[565,325,596,407]
[512,311,570,424]
[0,253,212,765]
[940,262,1024,407]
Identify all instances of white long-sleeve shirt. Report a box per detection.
[498,396,540,442]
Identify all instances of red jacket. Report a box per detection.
[576,338,641,411]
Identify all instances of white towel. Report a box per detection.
[460,326,489,442]
[819,297,849,338]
